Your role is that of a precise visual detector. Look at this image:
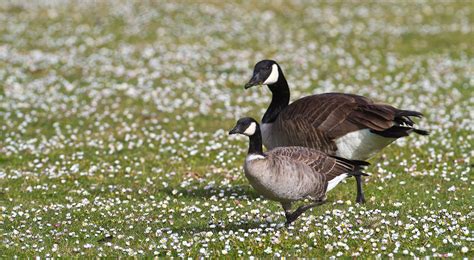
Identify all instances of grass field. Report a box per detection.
[0,0,473,257]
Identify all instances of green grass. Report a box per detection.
[0,0,473,257]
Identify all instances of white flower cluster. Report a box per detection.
[0,0,472,257]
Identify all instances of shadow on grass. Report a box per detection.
[168,220,281,235]
[159,185,261,200]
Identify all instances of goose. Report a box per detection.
[229,117,369,225]
[245,60,429,204]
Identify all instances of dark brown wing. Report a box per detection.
[278,92,423,140]
[271,116,337,154]
[268,146,362,181]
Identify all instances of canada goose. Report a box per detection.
[245,60,429,203]
[229,117,369,225]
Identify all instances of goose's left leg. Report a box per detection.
[355,175,366,204]
[281,202,293,225]
[283,200,325,226]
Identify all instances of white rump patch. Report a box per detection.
[243,122,257,136]
[246,154,265,162]
[335,129,395,160]
[326,174,348,192]
[263,64,279,85]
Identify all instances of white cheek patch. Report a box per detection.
[263,64,279,85]
[243,122,257,136]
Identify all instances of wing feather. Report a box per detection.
[268,146,359,181]
[275,92,424,141]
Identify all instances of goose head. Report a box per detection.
[245,60,280,89]
[229,117,259,136]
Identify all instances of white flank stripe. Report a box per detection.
[326,174,348,192]
[335,129,395,160]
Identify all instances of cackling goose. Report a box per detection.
[229,117,369,225]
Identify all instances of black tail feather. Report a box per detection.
[413,128,429,136]
[396,109,423,118]
[371,126,409,138]
[371,125,429,138]
[330,155,370,176]
[347,171,369,177]
[394,109,424,127]
[330,155,370,167]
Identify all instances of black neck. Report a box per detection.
[262,69,290,124]
[248,127,264,155]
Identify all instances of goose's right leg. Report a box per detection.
[281,202,293,225]
[355,175,366,204]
